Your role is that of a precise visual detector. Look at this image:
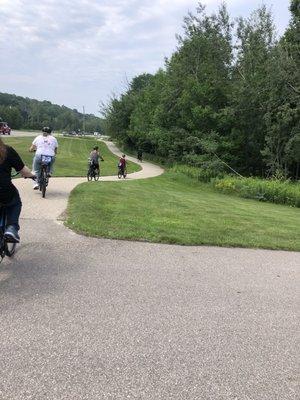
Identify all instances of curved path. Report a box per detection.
[13,137,163,220]
[0,133,299,400]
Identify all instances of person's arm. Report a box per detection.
[9,147,35,178]
[29,137,37,152]
[54,147,58,155]
[19,166,35,178]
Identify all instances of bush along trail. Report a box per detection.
[171,165,300,208]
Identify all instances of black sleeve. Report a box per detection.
[7,146,25,172]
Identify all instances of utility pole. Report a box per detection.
[82,106,86,133]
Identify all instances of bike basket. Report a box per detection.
[41,155,52,164]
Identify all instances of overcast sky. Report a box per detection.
[0,0,291,116]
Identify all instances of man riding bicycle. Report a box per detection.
[0,138,35,242]
[89,146,104,174]
[30,127,58,189]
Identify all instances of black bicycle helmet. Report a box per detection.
[42,126,52,134]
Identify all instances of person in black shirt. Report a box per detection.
[0,138,35,242]
[137,149,143,162]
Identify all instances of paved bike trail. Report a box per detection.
[0,133,299,400]
[12,138,163,220]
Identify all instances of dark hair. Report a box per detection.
[93,146,99,151]
[122,154,126,157]
[42,126,52,134]
[0,138,7,164]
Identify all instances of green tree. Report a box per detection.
[263,0,300,178]
[0,92,102,132]
[230,5,276,175]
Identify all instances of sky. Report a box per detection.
[0,0,291,116]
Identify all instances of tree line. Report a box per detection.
[104,1,300,179]
[0,92,104,133]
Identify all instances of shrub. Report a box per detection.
[171,165,300,207]
[171,164,225,183]
[213,176,300,207]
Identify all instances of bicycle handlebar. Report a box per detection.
[12,172,36,180]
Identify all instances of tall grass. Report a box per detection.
[171,165,300,207]
[214,176,300,207]
[171,164,224,182]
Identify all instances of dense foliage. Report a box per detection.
[104,1,300,179]
[0,92,104,132]
[172,164,300,207]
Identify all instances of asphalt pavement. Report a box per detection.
[0,133,299,399]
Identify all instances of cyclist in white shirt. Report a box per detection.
[30,127,58,189]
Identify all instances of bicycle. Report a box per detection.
[87,159,100,181]
[117,165,127,179]
[39,155,53,198]
[0,205,17,262]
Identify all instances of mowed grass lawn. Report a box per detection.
[2,136,140,177]
[66,172,300,251]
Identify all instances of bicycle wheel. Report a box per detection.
[0,236,6,260]
[87,167,93,181]
[5,242,16,257]
[94,169,100,181]
[41,168,47,198]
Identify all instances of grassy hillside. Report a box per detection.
[2,136,140,177]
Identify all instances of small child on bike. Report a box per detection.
[118,154,126,175]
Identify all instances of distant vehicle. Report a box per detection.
[0,122,11,135]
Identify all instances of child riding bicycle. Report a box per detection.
[89,146,104,174]
[118,154,127,176]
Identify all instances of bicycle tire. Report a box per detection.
[0,237,5,260]
[5,242,16,257]
[41,167,47,198]
[87,167,93,181]
[94,169,100,181]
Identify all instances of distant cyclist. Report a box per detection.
[118,154,127,175]
[30,127,58,189]
[137,149,143,162]
[0,138,35,242]
[89,146,104,173]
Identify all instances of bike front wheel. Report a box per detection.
[5,242,16,257]
[87,167,93,181]
[94,169,100,181]
[40,168,48,198]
